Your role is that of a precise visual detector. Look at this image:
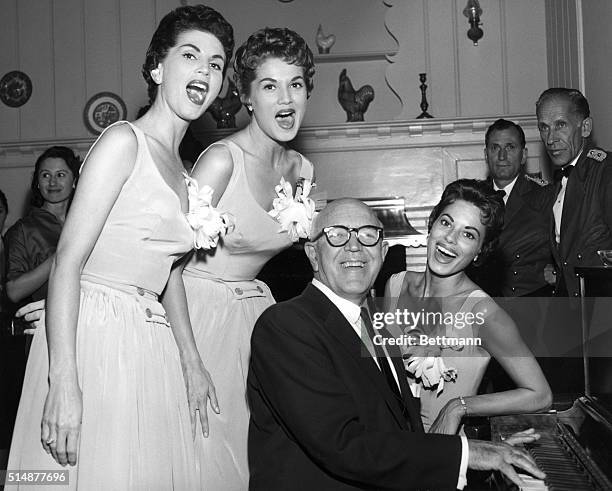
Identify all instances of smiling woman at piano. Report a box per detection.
[385,179,552,434]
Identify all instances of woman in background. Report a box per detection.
[2,148,79,458]
[385,179,551,434]
[8,5,234,488]
[5,146,80,306]
[183,27,316,489]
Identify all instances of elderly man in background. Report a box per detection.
[535,88,612,394]
[536,88,612,297]
[247,198,544,490]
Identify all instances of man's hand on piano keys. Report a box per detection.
[467,437,546,489]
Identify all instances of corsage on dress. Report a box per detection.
[184,173,234,249]
[268,176,316,242]
[403,329,458,397]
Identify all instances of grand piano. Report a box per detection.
[482,265,612,490]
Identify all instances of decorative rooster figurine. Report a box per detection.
[206,80,242,129]
[337,69,375,122]
[315,24,336,54]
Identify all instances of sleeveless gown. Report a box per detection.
[386,271,491,432]
[8,122,198,490]
[182,140,314,490]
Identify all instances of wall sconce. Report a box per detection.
[463,0,483,46]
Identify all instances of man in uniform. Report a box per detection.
[536,88,612,297]
[470,119,554,298]
[535,88,612,392]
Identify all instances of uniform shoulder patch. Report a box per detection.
[524,173,548,187]
[587,148,607,162]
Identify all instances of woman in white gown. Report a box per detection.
[7,5,234,489]
[183,28,316,490]
[385,179,552,434]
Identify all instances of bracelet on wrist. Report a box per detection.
[459,395,468,417]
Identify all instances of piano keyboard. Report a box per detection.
[522,430,596,490]
[490,397,612,491]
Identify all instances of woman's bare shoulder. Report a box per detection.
[191,141,234,179]
[471,294,514,329]
[81,122,138,179]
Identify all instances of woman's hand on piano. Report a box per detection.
[467,438,546,488]
[502,428,541,446]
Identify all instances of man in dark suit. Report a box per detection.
[536,88,612,298]
[247,198,544,490]
[469,119,555,391]
[470,119,554,298]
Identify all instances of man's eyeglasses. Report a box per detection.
[311,225,383,247]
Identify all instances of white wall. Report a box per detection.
[1,0,550,228]
[582,0,612,149]
[0,0,548,140]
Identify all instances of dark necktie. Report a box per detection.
[553,164,574,182]
[360,307,403,402]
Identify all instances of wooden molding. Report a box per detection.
[0,137,94,166]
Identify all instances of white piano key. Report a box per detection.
[518,473,548,490]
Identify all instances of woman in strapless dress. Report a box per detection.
[183,28,316,490]
[385,179,552,434]
[7,6,234,489]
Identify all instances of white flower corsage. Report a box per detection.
[405,355,457,395]
[268,177,316,242]
[184,174,235,250]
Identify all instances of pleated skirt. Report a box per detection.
[7,280,197,490]
[183,273,274,491]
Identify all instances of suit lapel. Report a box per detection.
[303,286,412,429]
[389,350,423,432]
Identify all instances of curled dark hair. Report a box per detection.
[536,87,590,120]
[233,27,315,100]
[485,118,526,148]
[31,146,81,207]
[142,5,234,104]
[428,179,504,266]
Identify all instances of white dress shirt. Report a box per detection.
[311,279,469,489]
[493,174,518,205]
[553,151,581,244]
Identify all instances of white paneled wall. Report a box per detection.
[0,0,549,143]
[0,0,558,228]
[385,0,548,120]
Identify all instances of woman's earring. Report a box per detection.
[246,103,253,112]
[473,254,479,263]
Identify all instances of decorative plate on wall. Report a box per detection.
[83,92,127,134]
[0,70,33,108]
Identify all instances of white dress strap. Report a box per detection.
[458,289,488,313]
[298,154,315,181]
